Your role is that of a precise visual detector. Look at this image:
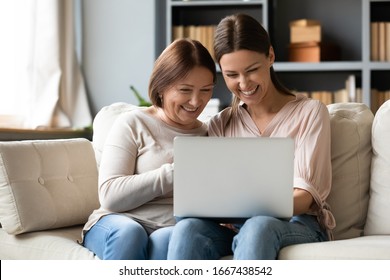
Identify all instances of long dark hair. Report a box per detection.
[149,38,217,107]
[214,13,291,115]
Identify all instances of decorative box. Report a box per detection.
[288,42,340,62]
[290,19,321,43]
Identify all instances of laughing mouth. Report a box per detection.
[240,86,258,96]
[182,106,198,112]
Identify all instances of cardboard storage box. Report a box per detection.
[290,19,321,43]
[288,42,340,62]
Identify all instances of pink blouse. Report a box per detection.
[208,94,336,238]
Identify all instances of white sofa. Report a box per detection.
[1,101,390,260]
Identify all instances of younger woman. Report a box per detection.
[167,14,335,260]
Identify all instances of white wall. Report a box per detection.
[82,0,158,116]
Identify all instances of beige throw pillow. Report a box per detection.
[0,138,99,235]
[364,100,390,235]
[327,103,373,240]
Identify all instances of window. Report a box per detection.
[0,0,91,129]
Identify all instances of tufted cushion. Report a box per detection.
[0,138,99,235]
[92,102,138,167]
[326,103,373,240]
[364,100,390,235]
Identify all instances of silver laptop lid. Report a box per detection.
[173,136,294,220]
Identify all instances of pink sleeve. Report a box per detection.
[293,103,334,230]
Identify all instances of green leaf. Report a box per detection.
[130,85,152,107]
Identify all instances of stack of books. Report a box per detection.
[172,25,216,60]
[295,75,362,105]
[371,22,390,62]
[371,89,390,113]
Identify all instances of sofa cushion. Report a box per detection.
[0,138,99,235]
[326,103,373,240]
[278,235,390,259]
[365,100,390,235]
[92,102,138,167]
[0,226,98,260]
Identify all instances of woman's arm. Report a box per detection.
[293,101,332,216]
[293,188,314,215]
[97,112,174,213]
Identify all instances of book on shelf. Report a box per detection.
[386,22,390,61]
[343,74,362,103]
[371,89,390,113]
[371,22,379,61]
[295,75,361,105]
[311,91,329,105]
[172,25,216,59]
[172,25,185,39]
[379,22,386,62]
[371,22,390,62]
[345,74,363,102]
[296,91,333,105]
[334,89,349,103]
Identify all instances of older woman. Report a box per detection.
[82,38,216,260]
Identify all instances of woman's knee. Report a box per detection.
[149,227,173,260]
[168,219,229,260]
[172,218,207,236]
[107,216,147,242]
[238,216,282,240]
[89,215,148,259]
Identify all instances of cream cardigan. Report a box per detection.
[82,108,208,237]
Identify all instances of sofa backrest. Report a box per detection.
[92,102,139,167]
[364,100,390,235]
[92,102,380,240]
[326,103,373,240]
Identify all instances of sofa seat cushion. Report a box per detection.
[278,235,390,259]
[326,103,373,239]
[365,100,390,235]
[0,138,99,235]
[0,226,97,260]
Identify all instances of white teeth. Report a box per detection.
[240,88,257,96]
[183,106,197,112]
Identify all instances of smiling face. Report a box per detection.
[159,66,214,129]
[219,49,275,106]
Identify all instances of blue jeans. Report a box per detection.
[167,214,328,260]
[83,214,173,260]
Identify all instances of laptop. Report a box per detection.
[173,136,294,221]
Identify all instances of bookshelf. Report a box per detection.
[165,0,390,112]
[369,0,390,112]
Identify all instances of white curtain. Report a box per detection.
[0,0,91,129]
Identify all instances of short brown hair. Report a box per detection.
[149,38,216,107]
